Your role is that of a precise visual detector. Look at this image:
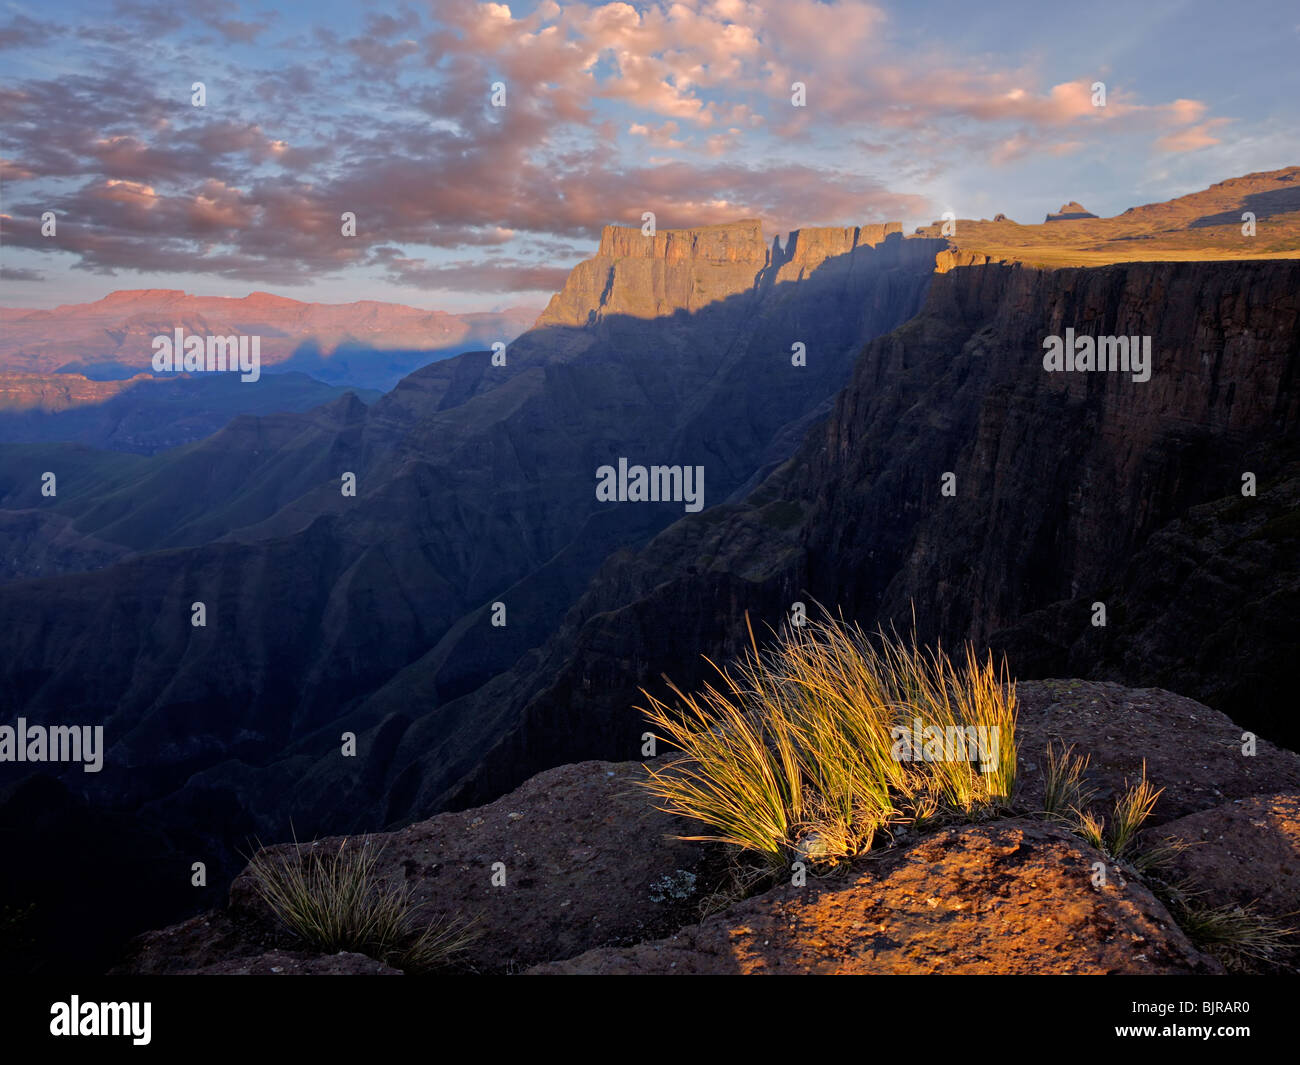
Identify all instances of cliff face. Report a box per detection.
[538,220,911,326]
[539,220,767,326]
[424,256,1300,815]
[806,259,1300,647]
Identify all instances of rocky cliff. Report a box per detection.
[537,219,911,326]
[420,255,1300,817]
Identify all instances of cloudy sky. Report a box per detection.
[1,0,1297,311]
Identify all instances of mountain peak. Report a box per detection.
[93,288,189,305]
[1045,201,1098,222]
[243,291,305,307]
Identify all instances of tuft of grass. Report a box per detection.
[1065,764,1164,860]
[1070,806,1107,853]
[1107,764,1163,859]
[639,610,1016,868]
[1159,885,1297,972]
[1042,741,1096,821]
[1129,834,1194,876]
[243,834,478,972]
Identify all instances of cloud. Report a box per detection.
[1156,119,1232,154]
[629,121,687,148]
[0,0,1237,301]
[369,249,574,293]
[0,266,45,281]
[0,14,52,49]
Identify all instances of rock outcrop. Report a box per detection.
[117,760,715,975]
[530,820,1218,975]
[115,681,1298,975]
[537,219,913,326]
[1046,201,1098,221]
[1157,794,1300,920]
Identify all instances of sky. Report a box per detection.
[1,0,1298,312]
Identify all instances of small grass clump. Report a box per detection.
[1058,765,1296,971]
[1165,894,1296,972]
[1107,767,1163,859]
[639,611,1017,868]
[1041,741,1096,821]
[244,834,477,972]
[1064,763,1163,860]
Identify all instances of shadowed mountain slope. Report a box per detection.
[0,220,944,969]
[410,252,1300,821]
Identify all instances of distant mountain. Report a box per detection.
[0,370,380,453]
[0,291,539,391]
[916,165,1300,265]
[1044,201,1097,221]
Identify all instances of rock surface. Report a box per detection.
[529,819,1219,975]
[1156,793,1300,919]
[119,760,717,974]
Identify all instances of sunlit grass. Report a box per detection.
[639,611,1016,867]
[1042,741,1096,821]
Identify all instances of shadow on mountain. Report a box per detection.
[1190,184,1300,227]
[0,371,381,454]
[268,339,490,391]
[416,256,1300,830]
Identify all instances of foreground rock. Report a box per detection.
[119,760,713,974]
[1156,793,1300,920]
[530,819,1220,975]
[116,682,1299,975]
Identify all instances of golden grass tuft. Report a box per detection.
[638,611,1016,867]
[1042,741,1097,821]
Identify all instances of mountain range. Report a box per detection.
[0,291,538,391]
[1,167,1298,973]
